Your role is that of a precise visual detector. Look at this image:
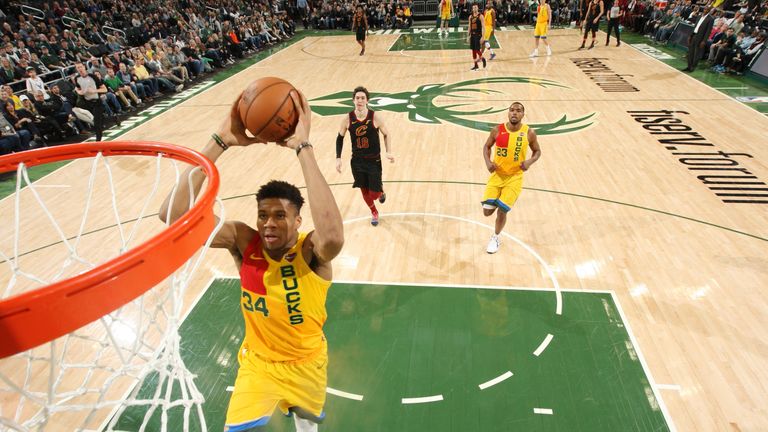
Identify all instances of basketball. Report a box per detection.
[238,77,303,142]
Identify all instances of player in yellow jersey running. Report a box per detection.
[483,1,497,60]
[481,102,542,254]
[160,90,344,432]
[438,0,453,36]
[530,0,552,57]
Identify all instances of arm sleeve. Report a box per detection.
[336,133,344,158]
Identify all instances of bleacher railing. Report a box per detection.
[7,67,77,95]
[102,25,127,41]
[20,5,45,21]
[62,15,85,29]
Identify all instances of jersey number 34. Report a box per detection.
[242,291,269,316]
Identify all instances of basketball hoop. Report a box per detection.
[0,142,222,431]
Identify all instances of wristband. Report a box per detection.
[296,141,313,155]
[211,133,228,151]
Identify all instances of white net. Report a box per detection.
[0,149,222,431]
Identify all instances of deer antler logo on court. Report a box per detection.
[309,77,597,135]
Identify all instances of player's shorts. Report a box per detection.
[351,156,383,192]
[481,172,523,212]
[224,342,328,430]
[356,28,366,42]
[470,34,482,51]
[440,10,451,20]
[584,18,600,34]
[483,29,493,41]
[534,22,548,37]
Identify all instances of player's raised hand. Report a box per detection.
[218,93,267,147]
[281,90,311,151]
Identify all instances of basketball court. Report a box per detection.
[1,27,767,431]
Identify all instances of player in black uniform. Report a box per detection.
[336,86,395,226]
[579,0,604,49]
[467,4,486,71]
[352,6,368,56]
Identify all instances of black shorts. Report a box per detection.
[351,157,383,192]
[470,35,481,51]
[356,28,366,41]
[584,18,600,34]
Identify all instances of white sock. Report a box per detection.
[294,415,318,432]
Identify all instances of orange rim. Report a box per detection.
[0,142,220,359]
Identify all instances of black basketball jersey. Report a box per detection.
[469,14,483,36]
[348,110,381,159]
[353,14,367,30]
[586,0,601,19]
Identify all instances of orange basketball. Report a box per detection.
[238,77,302,142]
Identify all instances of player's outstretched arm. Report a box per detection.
[159,93,264,256]
[281,91,344,263]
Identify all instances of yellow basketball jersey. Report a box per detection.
[442,0,452,14]
[537,4,549,24]
[484,9,494,27]
[493,123,529,176]
[239,232,330,362]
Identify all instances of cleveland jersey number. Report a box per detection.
[356,137,369,149]
[242,291,269,317]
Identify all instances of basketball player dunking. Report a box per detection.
[160,90,344,432]
[481,102,541,254]
[336,86,395,226]
[352,6,368,56]
[468,4,486,71]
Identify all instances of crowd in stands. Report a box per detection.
[0,0,296,155]
[1,0,765,155]
[296,0,765,51]
[295,0,765,76]
[293,0,630,30]
[299,0,416,29]
[625,0,766,74]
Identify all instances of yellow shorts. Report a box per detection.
[482,172,523,212]
[483,30,493,41]
[534,22,548,37]
[440,10,451,20]
[224,342,328,430]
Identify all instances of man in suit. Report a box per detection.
[684,7,714,72]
